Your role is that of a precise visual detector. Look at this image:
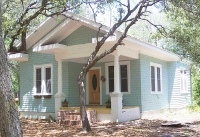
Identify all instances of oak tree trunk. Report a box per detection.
[77,72,91,132]
[0,1,23,136]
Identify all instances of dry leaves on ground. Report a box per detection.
[22,109,200,136]
[22,118,200,137]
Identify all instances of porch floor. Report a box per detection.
[60,106,139,114]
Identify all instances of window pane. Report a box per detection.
[46,67,51,93]
[151,66,155,91]
[121,79,128,92]
[180,70,187,92]
[120,65,128,92]
[180,70,183,91]
[109,66,114,78]
[184,71,187,92]
[108,66,114,92]
[36,68,41,93]
[120,65,127,78]
[157,67,161,91]
[109,79,114,92]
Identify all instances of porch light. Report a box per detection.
[101,76,106,82]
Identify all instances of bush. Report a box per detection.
[191,65,200,106]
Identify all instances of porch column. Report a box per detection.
[113,51,120,93]
[110,51,123,122]
[54,59,66,120]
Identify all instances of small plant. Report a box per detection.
[47,113,56,123]
[106,98,111,108]
[106,98,111,103]
[62,99,68,107]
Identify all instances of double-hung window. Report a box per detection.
[150,62,162,93]
[180,69,188,93]
[34,64,53,95]
[106,61,130,94]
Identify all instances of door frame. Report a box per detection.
[86,67,102,105]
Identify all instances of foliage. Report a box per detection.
[188,104,200,112]
[151,1,200,106]
[153,0,200,63]
[191,65,200,106]
[8,60,19,97]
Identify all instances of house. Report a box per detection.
[8,12,192,122]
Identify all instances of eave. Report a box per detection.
[8,53,28,62]
[125,36,180,61]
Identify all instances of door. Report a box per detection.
[88,69,100,104]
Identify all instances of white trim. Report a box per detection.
[57,60,62,94]
[8,53,28,62]
[126,36,179,61]
[33,64,53,95]
[92,36,117,43]
[33,19,71,48]
[105,61,130,94]
[19,111,55,119]
[33,43,67,53]
[179,68,189,93]
[150,62,162,94]
[86,67,102,105]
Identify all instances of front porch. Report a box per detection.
[58,106,140,125]
[32,30,141,123]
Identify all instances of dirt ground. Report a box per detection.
[22,109,200,137]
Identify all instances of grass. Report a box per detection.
[188,105,200,112]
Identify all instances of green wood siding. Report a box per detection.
[140,54,169,112]
[60,25,104,46]
[20,47,57,113]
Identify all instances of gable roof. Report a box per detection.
[14,12,180,62]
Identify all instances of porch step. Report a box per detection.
[63,120,82,126]
[58,110,97,126]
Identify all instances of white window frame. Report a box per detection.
[150,62,162,94]
[33,64,53,95]
[180,69,188,93]
[105,61,130,94]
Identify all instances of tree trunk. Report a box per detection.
[77,73,91,132]
[0,1,23,136]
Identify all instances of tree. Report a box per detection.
[152,0,200,106]
[77,0,165,131]
[152,0,200,63]
[0,0,22,136]
[0,0,85,136]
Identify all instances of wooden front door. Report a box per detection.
[88,69,100,104]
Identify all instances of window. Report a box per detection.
[106,61,130,93]
[180,69,188,93]
[34,64,53,95]
[150,62,162,93]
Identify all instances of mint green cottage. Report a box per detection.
[8,13,192,122]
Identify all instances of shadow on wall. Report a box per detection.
[21,89,47,112]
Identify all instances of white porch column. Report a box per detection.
[110,51,123,122]
[54,59,66,120]
[113,51,120,93]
